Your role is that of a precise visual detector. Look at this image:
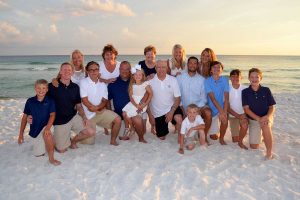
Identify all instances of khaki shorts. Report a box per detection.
[90,109,118,129]
[208,115,220,135]
[185,134,199,146]
[249,119,273,144]
[229,117,240,137]
[54,114,85,151]
[32,128,46,156]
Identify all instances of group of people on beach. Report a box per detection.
[18,44,276,166]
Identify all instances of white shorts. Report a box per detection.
[32,128,46,156]
[208,115,220,135]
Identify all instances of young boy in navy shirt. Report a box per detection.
[242,68,276,160]
[18,79,61,166]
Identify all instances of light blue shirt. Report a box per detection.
[204,76,229,117]
[176,71,207,113]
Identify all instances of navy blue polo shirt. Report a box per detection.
[139,60,156,77]
[242,85,276,120]
[108,76,130,118]
[47,80,81,125]
[23,96,56,138]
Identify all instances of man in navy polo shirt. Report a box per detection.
[48,62,95,153]
[107,61,147,142]
[242,68,276,160]
[18,79,60,166]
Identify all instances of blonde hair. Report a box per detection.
[35,79,48,86]
[171,44,186,70]
[70,49,84,72]
[249,68,263,78]
[128,69,146,96]
[187,103,199,112]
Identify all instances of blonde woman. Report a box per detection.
[168,44,187,76]
[52,49,85,86]
[198,48,218,78]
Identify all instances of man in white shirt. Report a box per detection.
[149,60,183,140]
[80,61,121,146]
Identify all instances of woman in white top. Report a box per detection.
[198,48,218,78]
[52,49,85,86]
[99,44,121,84]
[168,44,187,77]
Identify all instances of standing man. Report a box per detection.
[80,61,121,146]
[149,60,183,140]
[107,61,147,143]
[48,62,95,153]
[177,56,212,142]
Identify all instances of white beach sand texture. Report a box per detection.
[0,93,299,200]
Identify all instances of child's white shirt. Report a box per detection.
[229,84,247,117]
[180,115,204,138]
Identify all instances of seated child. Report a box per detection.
[178,104,206,154]
[242,68,276,160]
[18,79,61,166]
[228,69,248,149]
[204,61,229,145]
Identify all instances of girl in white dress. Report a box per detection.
[122,65,153,137]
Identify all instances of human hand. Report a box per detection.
[107,78,117,83]
[165,111,173,123]
[27,115,33,124]
[44,129,51,137]
[18,135,24,144]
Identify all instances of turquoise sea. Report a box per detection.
[0,55,299,98]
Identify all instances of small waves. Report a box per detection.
[0,67,58,71]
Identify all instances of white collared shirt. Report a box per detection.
[149,74,181,118]
[79,76,108,119]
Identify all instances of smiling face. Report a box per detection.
[210,64,223,77]
[187,107,198,122]
[201,51,211,64]
[59,63,74,81]
[155,60,168,79]
[104,51,116,63]
[145,50,156,63]
[87,63,100,81]
[230,74,242,86]
[174,47,183,61]
[187,58,198,73]
[249,71,262,88]
[133,70,144,83]
[119,62,131,80]
[72,51,84,70]
[35,83,48,99]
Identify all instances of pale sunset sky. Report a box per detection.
[0,0,299,55]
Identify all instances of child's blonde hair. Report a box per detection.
[187,104,199,112]
[35,79,48,86]
[128,69,146,95]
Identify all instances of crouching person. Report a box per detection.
[18,79,61,166]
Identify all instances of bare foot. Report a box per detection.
[49,159,61,166]
[104,128,109,135]
[119,136,130,140]
[110,141,119,146]
[219,139,227,145]
[159,136,166,140]
[70,141,78,149]
[210,134,219,140]
[238,142,248,150]
[139,138,147,143]
[265,154,273,160]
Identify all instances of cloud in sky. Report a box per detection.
[81,0,135,17]
[0,0,9,10]
[0,21,32,44]
[121,27,136,38]
[78,26,98,38]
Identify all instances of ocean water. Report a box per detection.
[0,55,299,98]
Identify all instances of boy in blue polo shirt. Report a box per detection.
[204,61,229,145]
[242,68,276,160]
[18,79,61,166]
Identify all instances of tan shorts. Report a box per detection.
[208,115,220,135]
[54,114,85,151]
[185,134,199,146]
[229,117,240,137]
[249,119,273,144]
[90,109,118,129]
[32,128,46,156]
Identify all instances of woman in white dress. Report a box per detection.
[122,65,153,142]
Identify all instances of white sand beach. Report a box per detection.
[0,93,299,200]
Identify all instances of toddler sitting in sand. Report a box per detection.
[178,104,206,154]
[18,79,61,166]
